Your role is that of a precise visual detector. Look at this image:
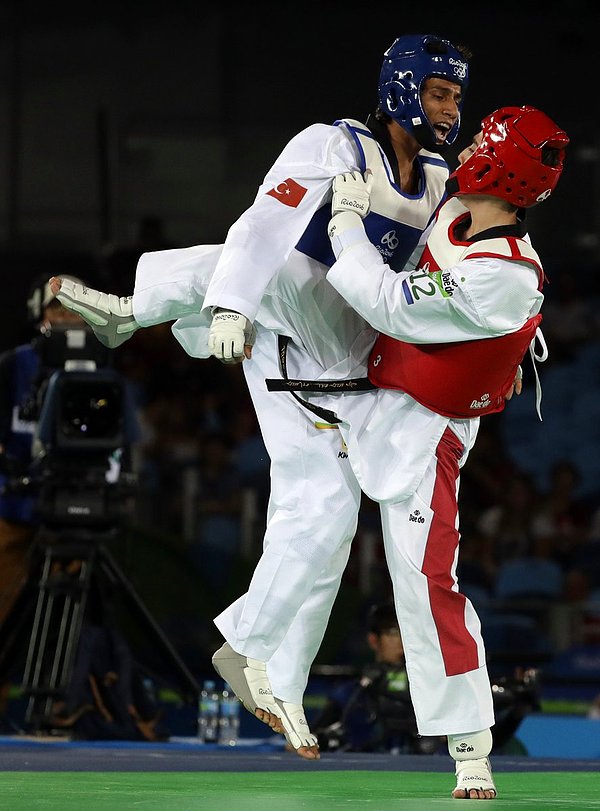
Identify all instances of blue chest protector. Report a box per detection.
[295,118,448,272]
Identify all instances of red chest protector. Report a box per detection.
[367,202,544,419]
[368,314,542,418]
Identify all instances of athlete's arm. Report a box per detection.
[327,235,542,344]
[202,124,358,322]
[326,169,542,344]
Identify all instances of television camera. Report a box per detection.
[14,322,138,528]
[0,323,198,732]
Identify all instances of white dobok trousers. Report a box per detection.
[132,245,493,734]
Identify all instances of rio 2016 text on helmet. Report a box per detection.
[378,34,470,152]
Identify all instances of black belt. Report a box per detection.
[265,336,375,425]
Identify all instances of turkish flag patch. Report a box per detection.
[266,178,308,208]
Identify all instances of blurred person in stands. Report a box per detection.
[314,602,441,754]
[313,603,540,756]
[564,505,600,604]
[188,431,243,599]
[538,273,596,363]
[531,460,591,568]
[588,693,600,719]
[476,471,545,572]
[457,422,520,525]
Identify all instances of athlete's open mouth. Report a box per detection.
[433,121,452,142]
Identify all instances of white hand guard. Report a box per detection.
[331,169,373,218]
[53,277,139,348]
[328,170,374,258]
[208,308,256,363]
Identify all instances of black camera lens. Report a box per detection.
[59,379,123,443]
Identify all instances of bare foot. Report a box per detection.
[453,756,496,799]
[255,708,284,734]
[296,742,320,760]
[452,787,496,799]
[257,708,320,759]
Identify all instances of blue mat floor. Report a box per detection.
[0,737,597,773]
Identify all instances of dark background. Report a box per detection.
[0,0,598,350]
[1,1,600,707]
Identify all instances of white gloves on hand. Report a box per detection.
[331,169,373,218]
[208,308,257,363]
[328,170,373,257]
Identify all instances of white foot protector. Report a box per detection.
[212,644,319,758]
[54,277,139,348]
[273,698,319,754]
[211,642,280,718]
[453,757,497,799]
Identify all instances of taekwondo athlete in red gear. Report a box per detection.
[322,104,569,799]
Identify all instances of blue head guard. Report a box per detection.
[378,34,469,150]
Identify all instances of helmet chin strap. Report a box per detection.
[412,122,450,155]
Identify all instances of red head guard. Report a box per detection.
[447,105,569,208]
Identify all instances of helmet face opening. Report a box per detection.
[378,34,470,151]
[447,105,569,208]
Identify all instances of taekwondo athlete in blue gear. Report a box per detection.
[206,33,470,758]
[48,34,471,760]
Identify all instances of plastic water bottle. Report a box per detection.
[198,679,220,742]
[218,682,240,746]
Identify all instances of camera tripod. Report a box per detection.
[0,525,200,733]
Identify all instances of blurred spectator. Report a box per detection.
[490,667,542,753]
[539,273,597,363]
[187,431,243,597]
[135,392,200,532]
[476,471,545,571]
[313,602,438,754]
[564,506,600,604]
[588,693,600,719]
[456,527,496,604]
[229,407,270,519]
[312,602,540,755]
[459,421,520,524]
[531,460,591,567]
